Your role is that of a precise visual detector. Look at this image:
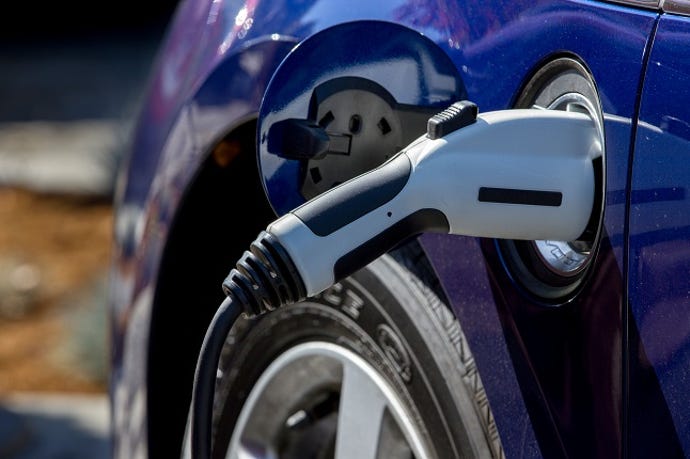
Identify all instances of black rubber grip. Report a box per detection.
[293,154,412,236]
[478,187,562,207]
[333,208,449,281]
[222,231,306,317]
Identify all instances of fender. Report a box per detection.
[111,36,297,459]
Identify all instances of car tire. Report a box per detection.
[208,242,504,459]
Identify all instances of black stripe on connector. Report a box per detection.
[294,154,412,236]
[333,208,449,281]
[478,187,562,207]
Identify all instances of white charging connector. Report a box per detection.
[266,103,601,296]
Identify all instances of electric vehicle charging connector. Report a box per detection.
[265,103,599,297]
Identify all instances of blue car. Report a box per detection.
[110,0,690,457]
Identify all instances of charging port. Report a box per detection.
[499,57,606,300]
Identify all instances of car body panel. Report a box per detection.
[630,12,690,456]
[110,0,687,457]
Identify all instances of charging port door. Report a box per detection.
[258,20,466,216]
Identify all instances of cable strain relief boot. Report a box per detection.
[222,231,307,318]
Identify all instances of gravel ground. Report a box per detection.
[0,189,112,393]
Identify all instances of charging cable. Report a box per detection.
[190,101,601,458]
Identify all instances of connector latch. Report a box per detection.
[427,100,478,139]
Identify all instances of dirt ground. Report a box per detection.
[0,188,112,395]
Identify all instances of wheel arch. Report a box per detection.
[144,37,296,458]
[146,116,273,459]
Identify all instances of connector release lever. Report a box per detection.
[427,100,478,139]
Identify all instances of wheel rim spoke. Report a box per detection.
[235,440,275,459]
[334,361,388,459]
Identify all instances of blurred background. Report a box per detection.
[0,1,179,457]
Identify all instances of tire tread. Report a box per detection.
[392,241,505,459]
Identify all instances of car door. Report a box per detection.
[629,7,690,457]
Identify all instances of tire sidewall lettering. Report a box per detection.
[319,282,413,384]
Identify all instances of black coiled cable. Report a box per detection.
[191,231,306,459]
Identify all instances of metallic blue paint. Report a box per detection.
[630,13,690,456]
[109,0,690,457]
[421,233,543,457]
